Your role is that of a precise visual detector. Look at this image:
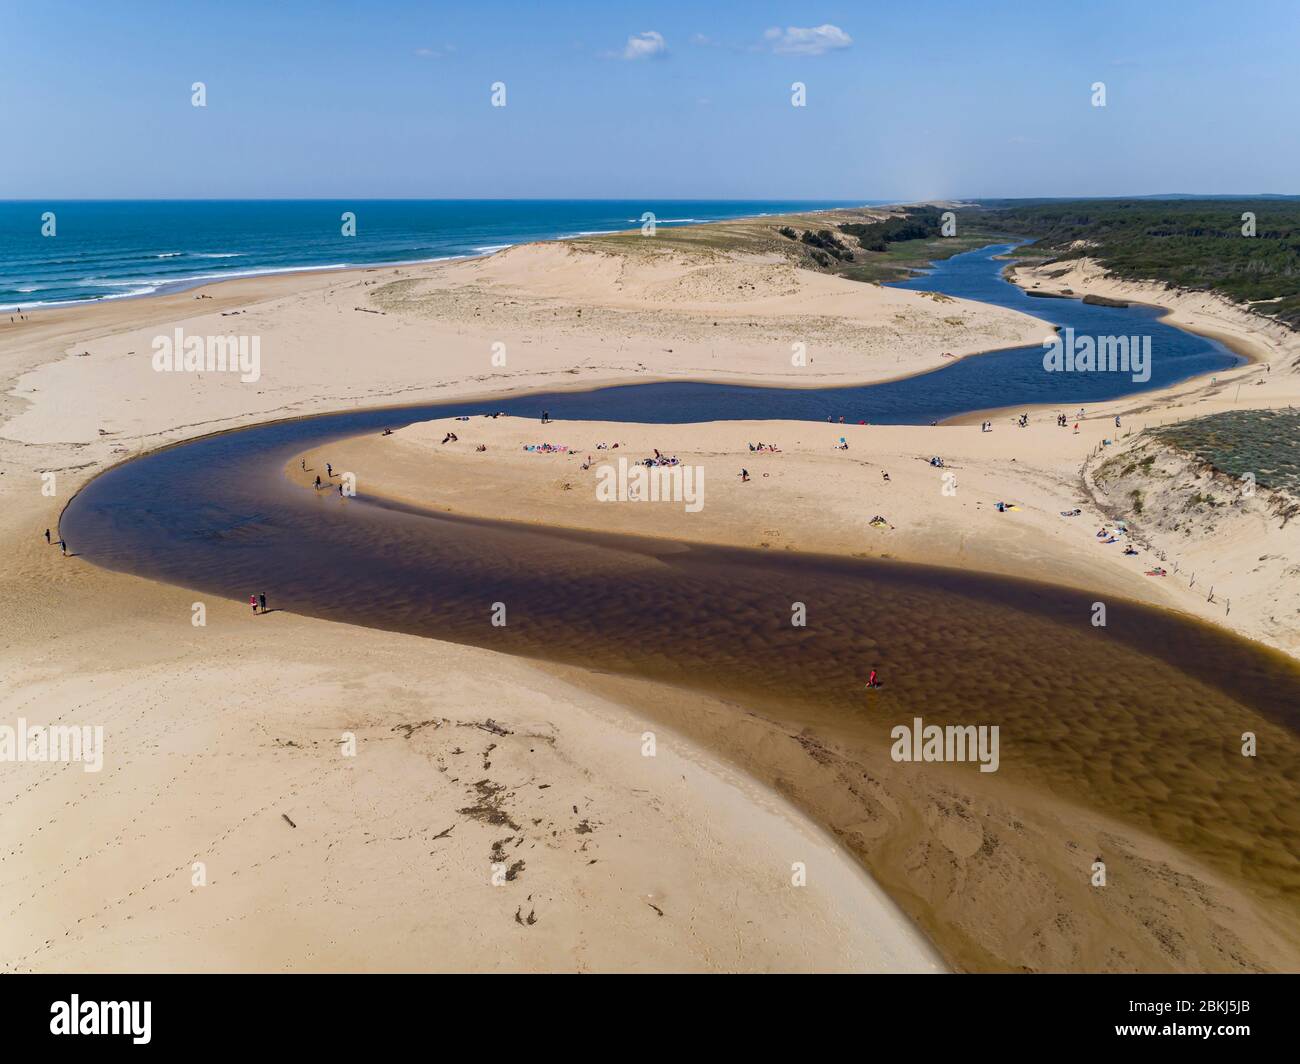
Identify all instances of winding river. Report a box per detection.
[61,245,1298,920]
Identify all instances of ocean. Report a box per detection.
[0,199,872,311]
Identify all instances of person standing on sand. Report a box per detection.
[259,592,267,614]
[60,539,68,556]
[541,409,550,425]
[326,463,333,478]
[739,468,750,482]
[44,528,51,543]
[867,669,879,689]
[315,475,321,490]
[250,595,258,615]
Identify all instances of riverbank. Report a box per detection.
[1,517,941,973]
[310,346,1300,660]
[1008,255,1290,367]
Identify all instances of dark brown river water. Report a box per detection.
[60,382,1300,912]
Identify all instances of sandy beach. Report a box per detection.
[3,213,1296,972]
[3,216,1036,973]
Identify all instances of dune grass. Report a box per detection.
[1149,409,1300,495]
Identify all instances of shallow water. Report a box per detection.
[61,246,1296,907]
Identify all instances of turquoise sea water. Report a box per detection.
[0,199,871,310]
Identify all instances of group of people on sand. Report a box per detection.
[249,592,268,615]
[43,527,69,555]
[979,420,993,432]
[525,442,567,453]
[308,460,349,496]
[748,442,781,453]
[643,449,680,467]
[1095,524,1138,555]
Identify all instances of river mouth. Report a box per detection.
[59,244,1298,950]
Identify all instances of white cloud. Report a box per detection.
[623,30,667,60]
[414,45,455,59]
[763,24,852,56]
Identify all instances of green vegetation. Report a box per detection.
[831,230,1007,283]
[971,198,1300,329]
[584,197,1300,308]
[585,206,1011,283]
[1149,409,1300,495]
[840,206,945,250]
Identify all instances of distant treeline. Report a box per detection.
[974,199,1300,329]
[839,207,944,251]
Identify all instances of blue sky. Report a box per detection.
[3,0,1296,199]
